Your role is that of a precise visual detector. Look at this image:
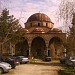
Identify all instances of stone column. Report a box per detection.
[45,41,49,56]
[29,46,31,57]
[28,41,31,58]
[46,47,48,56]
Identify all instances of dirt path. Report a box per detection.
[3,62,63,75]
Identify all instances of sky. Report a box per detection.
[0,0,61,28]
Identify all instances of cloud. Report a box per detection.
[0,0,60,28]
[1,0,57,11]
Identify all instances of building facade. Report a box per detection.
[15,13,66,59]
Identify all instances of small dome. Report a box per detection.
[27,13,51,22]
[20,29,29,33]
[32,28,45,33]
[24,29,29,32]
[48,28,62,33]
[53,28,62,32]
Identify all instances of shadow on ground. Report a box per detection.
[30,60,65,67]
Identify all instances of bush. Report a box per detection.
[65,67,75,73]
[29,58,38,64]
[58,68,75,75]
[58,69,65,75]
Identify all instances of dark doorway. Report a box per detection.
[31,37,46,59]
[36,49,42,58]
[48,50,50,56]
[38,23,40,26]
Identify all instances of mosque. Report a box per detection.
[15,13,66,59]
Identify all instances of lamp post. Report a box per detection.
[63,48,66,57]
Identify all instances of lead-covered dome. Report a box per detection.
[25,13,54,29]
[27,13,51,22]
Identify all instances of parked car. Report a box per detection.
[1,57,16,69]
[44,56,51,62]
[60,56,70,64]
[65,56,75,68]
[15,56,29,64]
[0,61,11,74]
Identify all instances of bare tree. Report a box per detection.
[57,0,75,26]
[66,13,75,56]
[57,0,75,56]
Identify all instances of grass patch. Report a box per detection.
[58,67,75,75]
[29,58,42,64]
[65,67,75,73]
[51,60,60,62]
[29,59,37,64]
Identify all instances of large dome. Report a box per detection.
[27,13,51,22]
[25,13,54,29]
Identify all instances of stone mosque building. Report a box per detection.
[15,13,66,59]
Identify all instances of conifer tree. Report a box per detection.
[0,8,22,55]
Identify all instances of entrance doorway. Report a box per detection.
[31,37,46,59]
[48,50,50,56]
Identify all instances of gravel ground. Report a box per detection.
[3,61,63,75]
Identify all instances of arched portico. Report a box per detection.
[48,37,64,58]
[14,12,66,59]
[15,38,29,57]
[31,37,46,59]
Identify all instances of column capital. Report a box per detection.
[28,41,31,47]
[45,40,49,47]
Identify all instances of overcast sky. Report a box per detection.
[0,0,61,28]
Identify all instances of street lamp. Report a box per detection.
[63,48,66,57]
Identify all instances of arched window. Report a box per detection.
[46,23,48,27]
[30,23,32,27]
[38,23,40,26]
